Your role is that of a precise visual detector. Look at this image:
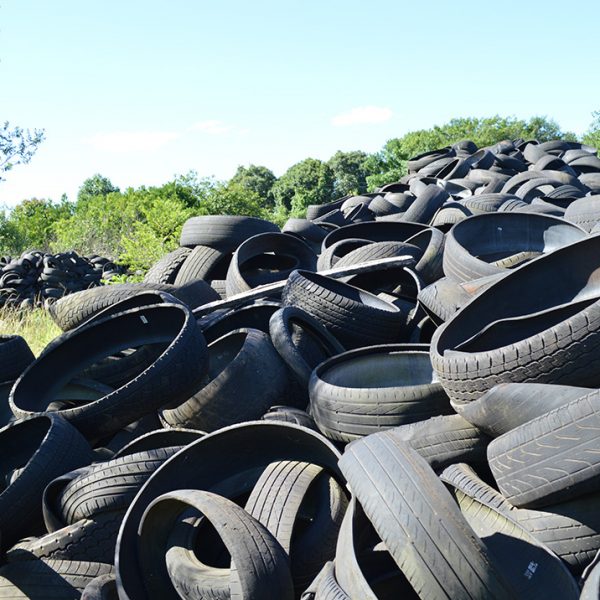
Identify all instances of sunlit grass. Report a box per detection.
[0,306,62,356]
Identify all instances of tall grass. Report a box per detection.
[0,307,62,356]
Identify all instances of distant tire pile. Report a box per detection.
[0,250,124,309]
[2,137,600,598]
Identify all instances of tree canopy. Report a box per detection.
[0,121,45,182]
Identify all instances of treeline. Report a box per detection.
[1,113,599,272]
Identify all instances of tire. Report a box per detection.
[442,463,600,575]
[0,415,93,552]
[321,221,428,252]
[440,464,581,594]
[138,490,294,599]
[115,422,344,600]
[0,335,34,381]
[309,346,451,442]
[245,460,348,593]
[564,195,600,232]
[173,245,231,285]
[269,306,345,387]
[404,227,445,284]
[82,574,118,600]
[316,239,372,271]
[48,282,217,331]
[431,234,600,405]
[11,304,209,443]
[0,560,113,599]
[338,432,517,599]
[143,247,191,284]
[387,414,490,471]
[7,510,123,565]
[418,277,471,324]
[281,270,405,349]
[179,215,280,251]
[114,427,205,458]
[400,184,449,224]
[262,406,318,430]
[458,382,592,436]
[488,389,600,508]
[334,241,421,271]
[199,300,281,344]
[57,447,183,524]
[225,232,317,296]
[301,561,349,600]
[443,212,586,282]
[160,328,289,431]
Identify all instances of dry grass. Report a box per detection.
[0,306,62,356]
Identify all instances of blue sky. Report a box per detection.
[2,0,599,206]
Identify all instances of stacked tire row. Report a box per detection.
[1,136,600,598]
[0,250,124,309]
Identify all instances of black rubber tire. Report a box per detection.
[488,389,600,508]
[262,406,318,430]
[400,184,449,224]
[225,232,317,296]
[115,422,343,599]
[173,245,231,285]
[245,460,347,593]
[321,221,428,252]
[179,215,279,251]
[407,147,455,173]
[442,463,600,575]
[114,427,205,458]
[440,463,580,596]
[301,561,349,600]
[143,247,191,284]
[306,198,348,221]
[48,282,217,331]
[281,270,405,349]
[458,382,592,436]
[387,414,490,471]
[431,234,600,405]
[138,489,294,599]
[338,432,517,599]
[334,241,421,270]
[443,212,586,282]
[199,300,281,344]
[11,304,209,443]
[563,195,600,232]
[57,447,182,524]
[160,328,289,431]
[417,277,471,325]
[7,510,123,565]
[269,306,344,387]
[0,335,34,381]
[82,573,118,600]
[309,346,451,442]
[0,560,113,598]
[316,238,371,271]
[0,414,93,552]
[404,227,445,284]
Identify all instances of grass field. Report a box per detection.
[0,307,62,356]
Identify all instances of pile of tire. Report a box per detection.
[1,136,600,598]
[0,250,124,309]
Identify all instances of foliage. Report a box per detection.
[230,165,277,208]
[0,209,24,256]
[77,174,120,203]
[366,115,578,190]
[0,306,61,356]
[583,111,600,152]
[0,121,45,181]
[272,158,335,216]
[327,150,372,197]
[8,197,73,251]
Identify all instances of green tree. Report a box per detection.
[229,165,277,208]
[327,150,372,197]
[583,111,600,152]
[0,121,45,181]
[77,174,120,203]
[272,158,334,216]
[0,209,25,255]
[199,181,268,217]
[9,197,73,251]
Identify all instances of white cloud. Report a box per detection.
[192,120,234,135]
[86,131,179,153]
[331,106,393,127]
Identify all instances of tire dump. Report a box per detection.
[2,137,600,598]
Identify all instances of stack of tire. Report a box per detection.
[1,137,600,598]
[0,250,124,309]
